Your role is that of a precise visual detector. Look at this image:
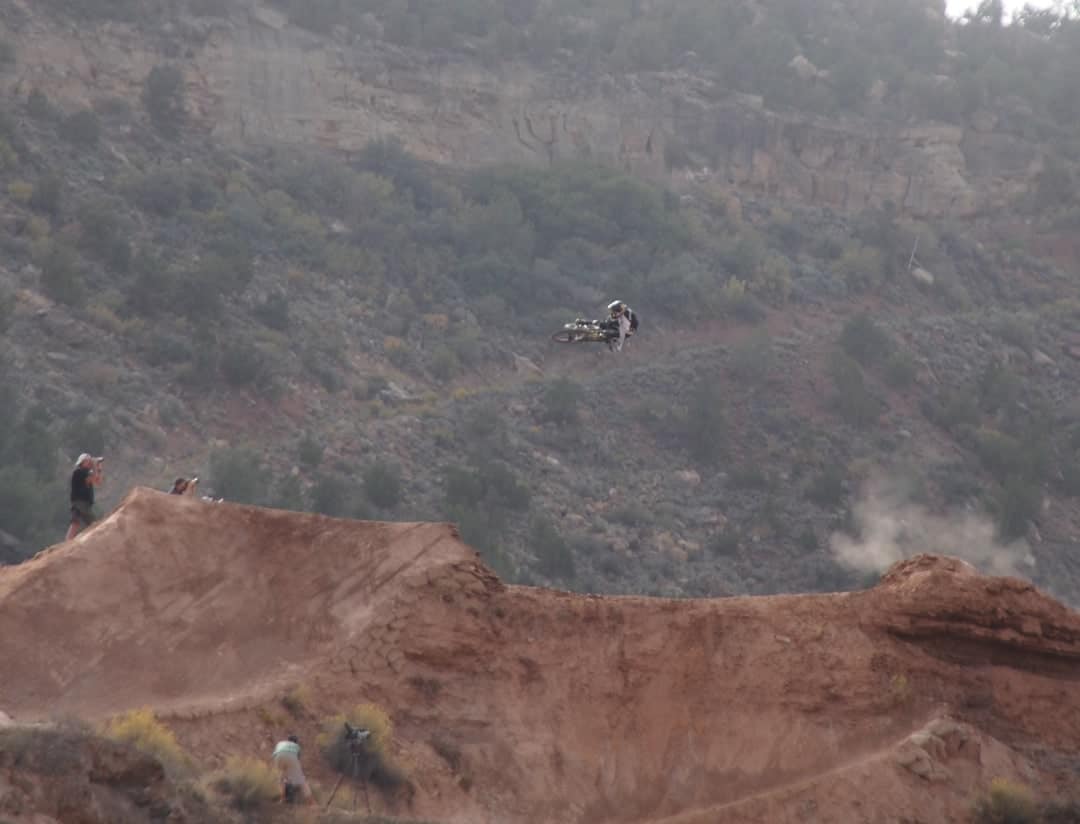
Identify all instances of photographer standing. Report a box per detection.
[65,453,104,541]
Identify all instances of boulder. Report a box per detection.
[911,267,935,286]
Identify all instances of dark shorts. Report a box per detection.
[283,783,302,804]
[70,500,96,527]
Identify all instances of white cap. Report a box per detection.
[76,453,93,467]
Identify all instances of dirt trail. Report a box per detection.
[2,497,1080,823]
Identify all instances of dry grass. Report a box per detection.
[211,756,279,811]
[102,708,189,774]
[972,777,1039,824]
[281,683,312,718]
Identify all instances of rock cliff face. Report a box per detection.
[4,1,1043,219]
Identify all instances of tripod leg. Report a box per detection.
[324,774,346,810]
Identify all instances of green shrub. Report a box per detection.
[26,89,54,120]
[129,167,187,216]
[209,447,265,504]
[839,314,893,366]
[297,431,324,469]
[928,389,981,432]
[61,415,107,458]
[364,461,402,509]
[806,465,847,507]
[530,515,574,581]
[212,757,278,811]
[884,351,918,388]
[429,345,461,382]
[310,473,349,517]
[974,428,1049,483]
[995,477,1042,541]
[271,474,305,512]
[836,245,885,292]
[682,381,727,464]
[77,199,130,273]
[992,315,1035,354]
[29,175,62,215]
[712,527,740,556]
[447,503,513,578]
[254,292,290,330]
[36,241,83,305]
[977,363,1022,414]
[729,333,774,383]
[0,466,50,541]
[220,341,266,387]
[58,109,100,146]
[540,377,583,425]
[0,287,13,335]
[143,65,186,136]
[829,351,879,427]
[971,777,1038,824]
[0,40,14,68]
[729,465,772,491]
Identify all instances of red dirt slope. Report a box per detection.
[2,489,1080,824]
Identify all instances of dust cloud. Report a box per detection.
[830,477,1035,577]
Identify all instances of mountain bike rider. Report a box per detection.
[601,300,638,352]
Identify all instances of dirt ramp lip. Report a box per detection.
[0,487,487,718]
[867,553,1080,666]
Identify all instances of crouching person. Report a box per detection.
[272,734,315,806]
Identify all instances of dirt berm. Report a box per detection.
[2,488,1080,823]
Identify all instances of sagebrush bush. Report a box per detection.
[540,377,583,425]
[364,461,402,509]
[102,708,188,774]
[839,314,893,366]
[36,240,83,305]
[212,756,279,811]
[143,64,186,135]
[829,351,879,428]
[530,515,574,581]
[281,683,311,717]
[29,174,62,215]
[318,703,407,792]
[310,473,349,517]
[971,778,1038,824]
[209,447,266,504]
[58,109,100,146]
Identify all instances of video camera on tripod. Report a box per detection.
[325,722,374,811]
[343,721,371,748]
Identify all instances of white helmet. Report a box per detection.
[607,300,627,317]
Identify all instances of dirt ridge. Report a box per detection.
[3,492,1080,823]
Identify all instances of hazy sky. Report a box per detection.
[946,0,1055,17]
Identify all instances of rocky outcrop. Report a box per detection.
[2,1,1043,219]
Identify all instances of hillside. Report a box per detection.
[0,0,1080,606]
[3,491,1080,823]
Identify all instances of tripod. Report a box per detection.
[324,728,372,813]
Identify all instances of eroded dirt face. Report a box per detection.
[2,490,1080,823]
